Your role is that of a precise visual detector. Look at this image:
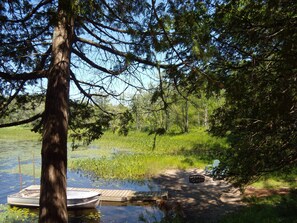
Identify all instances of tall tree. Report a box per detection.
[0,0,177,222]
[39,1,73,221]
[209,0,297,186]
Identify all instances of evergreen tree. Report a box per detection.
[0,0,174,221]
[209,0,297,186]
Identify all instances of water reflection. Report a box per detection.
[99,204,163,223]
[68,208,101,223]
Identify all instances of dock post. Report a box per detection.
[18,156,22,190]
[32,151,35,184]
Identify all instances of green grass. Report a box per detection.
[0,126,226,181]
[251,178,297,190]
[68,128,227,180]
[250,171,297,189]
[0,126,39,141]
[220,191,297,223]
[93,128,228,154]
[69,152,205,180]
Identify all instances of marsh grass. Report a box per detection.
[69,153,205,180]
[68,128,224,180]
[0,126,39,141]
[220,191,297,223]
[0,205,38,223]
[94,128,228,154]
[0,205,100,223]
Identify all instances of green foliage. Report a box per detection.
[159,0,216,95]
[0,205,38,223]
[220,191,297,223]
[131,86,225,134]
[118,110,134,136]
[209,0,297,187]
[69,100,111,150]
[0,94,44,126]
[95,127,228,153]
[0,205,101,222]
[69,127,227,180]
[69,152,205,181]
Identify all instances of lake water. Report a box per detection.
[0,139,164,222]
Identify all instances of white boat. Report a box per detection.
[7,186,101,209]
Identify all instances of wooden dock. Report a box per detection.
[24,185,168,203]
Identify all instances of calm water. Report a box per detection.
[0,139,164,222]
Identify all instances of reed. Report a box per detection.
[68,127,224,180]
[69,153,205,180]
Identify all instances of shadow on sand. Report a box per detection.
[152,169,244,223]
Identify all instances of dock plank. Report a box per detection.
[23,185,167,202]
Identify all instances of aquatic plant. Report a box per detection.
[0,205,38,223]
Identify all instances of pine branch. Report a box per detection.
[0,113,42,128]
[0,70,47,81]
[5,0,52,23]
[76,36,176,69]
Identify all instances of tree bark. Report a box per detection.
[39,1,73,222]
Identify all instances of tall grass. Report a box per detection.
[93,127,228,154]
[68,128,227,180]
[69,153,206,180]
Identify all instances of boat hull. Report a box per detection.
[7,188,100,209]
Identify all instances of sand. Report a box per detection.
[152,169,245,223]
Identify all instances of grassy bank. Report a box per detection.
[92,128,228,153]
[69,153,206,180]
[0,126,39,141]
[69,127,228,162]
[68,128,227,180]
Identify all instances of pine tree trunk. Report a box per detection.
[39,1,73,222]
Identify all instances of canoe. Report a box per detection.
[7,187,101,209]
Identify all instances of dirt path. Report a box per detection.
[152,169,245,223]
